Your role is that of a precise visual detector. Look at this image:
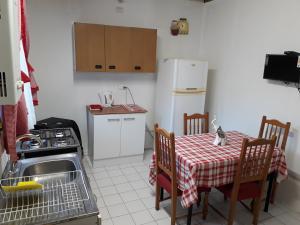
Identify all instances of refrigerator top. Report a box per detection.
[173,59,208,90]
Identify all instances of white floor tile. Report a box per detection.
[130,180,149,190]
[276,212,300,225]
[156,218,174,225]
[102,219,113,225]
[103,194,123,206]
[84,155,291,225]
[122,167,137,175]
[136,187,154,198]
[148,208,169,221]
[131,210,154,225]
[143,222,158,225]
[93,171,109,179]
[92,167,106,173]
[99,207,110,220]
[105,165,120,171]
[119,163,132,169]
[96,177,114,188]
[107,169,123,177]
[112,214,135,225]
[100,186,118,196]
[263,217,285,225]
[107,203,128,217]
[120,191,140,202]
[111,175,128,185]
[115,183,133,193]
[142,196,156,209]
[101,219,114,225]
[96,196,105,208]
[125,199,147,213]
[125,173,141,182]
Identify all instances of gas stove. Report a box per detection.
[16,128,81,158]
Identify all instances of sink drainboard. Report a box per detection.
[0,170,90,225]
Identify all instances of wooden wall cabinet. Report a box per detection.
[74,23,157,73]
[74,23,105,72]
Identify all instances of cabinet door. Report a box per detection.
[120,114,146,156]
[131,28,157,73]
[74,23,105,72]
[93,115,121,160]
[105,26,132,72]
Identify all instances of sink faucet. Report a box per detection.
[7,160,19,178]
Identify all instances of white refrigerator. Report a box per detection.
[154,58,208,136]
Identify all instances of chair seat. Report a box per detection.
[157,172,182,195]
[217,182,261,201]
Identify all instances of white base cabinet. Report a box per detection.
[87,112,146,162]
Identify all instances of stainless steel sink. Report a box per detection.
[22,160,76,176]
[0,153,99,225]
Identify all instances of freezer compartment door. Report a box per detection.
[171,93,206,136]
[175,60,208,89]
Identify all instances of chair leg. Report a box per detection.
[252,197,263,225]
[227,197,238,225]
[171,192,177,225]
[187,204,193,225]
[202,192,209,220]
[160,187,164,201]
[155,182,160,210]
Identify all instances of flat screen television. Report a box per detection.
[263,54,300,83]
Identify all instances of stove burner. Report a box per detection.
[55,131,64,138]
[29,140,41,149]
[56,139,67,146]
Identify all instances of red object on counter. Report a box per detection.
[89,104,103,111]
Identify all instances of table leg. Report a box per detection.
[264,171,275,212]
[187,204,193,225]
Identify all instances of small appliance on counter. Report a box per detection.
[99,91,114,107]
[16,128,81,159]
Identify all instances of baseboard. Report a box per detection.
[89,154,144,168]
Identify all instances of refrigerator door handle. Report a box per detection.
[173,88,206,95]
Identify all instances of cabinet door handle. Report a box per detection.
[109,65,116,70]
[134,66,141,70]
[124,118,135,121]
[95,64,102,69]
[107,118,120,122]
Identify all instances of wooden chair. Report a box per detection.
[259,115,291,203]
[183,112,209,135]
[216,136,277,225]
[154,123,210,225]
[259,115,290,151]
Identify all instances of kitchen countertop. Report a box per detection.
[87,104,147,115]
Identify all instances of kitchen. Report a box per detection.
[1,0,300,225]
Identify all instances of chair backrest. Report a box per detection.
[258,115,291,151]
[235,136,276,186]
[154,123,176,181]
[183,112,209,135]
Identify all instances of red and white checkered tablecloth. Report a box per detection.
[149,131,288,208]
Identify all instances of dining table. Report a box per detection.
[149,131,288,212]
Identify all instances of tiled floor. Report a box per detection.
[82,150,300,225]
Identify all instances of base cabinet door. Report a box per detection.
[93,115,121,160]
[120,114,146,156]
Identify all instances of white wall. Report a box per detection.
[202,0,300,173]
[27,0,205,151]
[202,0,300,208]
